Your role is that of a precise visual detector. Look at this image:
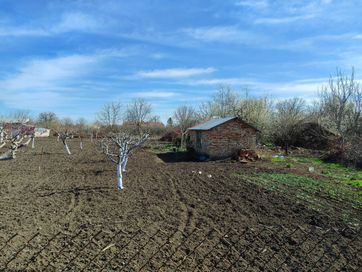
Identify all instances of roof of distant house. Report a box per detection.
[188,117,259,131]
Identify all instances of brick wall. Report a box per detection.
[187,119,257,159]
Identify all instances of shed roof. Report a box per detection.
[188,116,259,131]
[188,117,235,131]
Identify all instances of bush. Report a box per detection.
[160,130,180,142]
[326,135,362,168]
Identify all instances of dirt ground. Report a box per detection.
[0,138,361,271]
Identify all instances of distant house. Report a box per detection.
[34,128,51,138]
[187,117,259,159]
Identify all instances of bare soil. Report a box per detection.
[0,138,361,271]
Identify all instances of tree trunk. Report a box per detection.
[64,140,71,155]
[122,156,128,172]
[181,131,186,147]
[284,142,289,155]
[31,137,35,149]
[117,163,123,190]
[80,138,83,150]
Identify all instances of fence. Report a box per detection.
[0,223,361,271]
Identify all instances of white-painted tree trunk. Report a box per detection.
[0,150,13,160]
[122,156,128,172]
[57,135,60,142]
[0,130,4,143]
[80,139,83,150]
[31,137,35,149]
[64,141,71,155]
[117,163,123,190]
[23,138,31,146]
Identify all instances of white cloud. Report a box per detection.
[235,0,269,10]
[2,91,67,109]
[1,55,98,91]
[259,80,325,95]
[185,76,327,97]
[183,26,266,44]
[149,53,167,60]
[133,91,178,98]
[278,33,362,50]
[0,12,105,38]
[97,47,140,58]
[134,67,216,79]
[255,14,315,24]
[51,12,102,33]
[185,78,256,86]
[248,0,334,25]
[0,27,48,37]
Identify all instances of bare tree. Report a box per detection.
[55,118,75,155]
[125,98,152,133]
[97,101,122,129]
[37,112,59,129]
[273,98,306,155]
[0,122,5,146]
[349,78,362,133]
[56,130,73,155]
[149,115,161,123]
[0,127,34,160]
[173,105,197,146]
[0,139,19,160]
[60,117,74,130]
[10,110,31,123]
[100,131,149,190]
[317,68,362,164]
[198,85,239,119]
[318,68,360,134]
[234,92,273,141]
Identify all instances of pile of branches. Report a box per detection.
[233,149,261,163]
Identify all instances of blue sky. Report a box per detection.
[0,0,361,122]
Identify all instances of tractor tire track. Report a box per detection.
[163,172,196,237]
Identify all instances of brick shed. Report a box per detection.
[186,117,259,159]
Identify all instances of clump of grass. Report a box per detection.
[271,156,285,162]
[230,172,243,178]
[256,172,362,208]
[348,180,362,187]
[292,156,362,187]
[258,173,320,188]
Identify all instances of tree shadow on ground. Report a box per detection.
[156,151,197,163]
[37,186,115,197]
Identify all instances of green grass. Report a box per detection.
[291,156,362,188]
[258,173,320,188]
[349,180,362,187]
[231,156,362,225]
[231,171,362,211]
[270,156,286,162]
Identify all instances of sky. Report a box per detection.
[0,0,361,122]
